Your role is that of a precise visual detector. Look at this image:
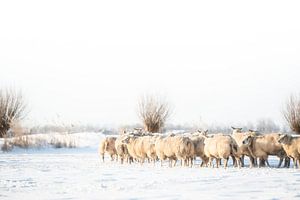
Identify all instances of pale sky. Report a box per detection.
[1,1,300,127]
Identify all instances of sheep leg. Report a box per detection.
[141,158,145,165]
[265,158,271,168]
[186,159,189,167]
[216,158,220,168]
[249,157,254,168]
[277,157,283,168]
[224,158,228,169]
[173,159,177,167]
[241,155,245,167]
[232,156,236,167]
[259,158,266,167]
[169,159,172,168]
[258,158,264,168]
[293,158,297,168]
[237,158,242,168]
[258,158,262,168]
[200,161,204,167]
[208,157,213,168]
[234,157,241,168]
[253,157,258,167]
[284,157,290,168]
[204,157,209,167]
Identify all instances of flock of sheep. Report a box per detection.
[98,127,300,168]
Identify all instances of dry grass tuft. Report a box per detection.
[1,131,77,152]
[50,135,76,148]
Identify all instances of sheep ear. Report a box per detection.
[288,135,292,143]
[250,135,255,142]
[279,134,285,142]
[204,130,208,134]
[231,126,235,130]
[197,130,201,133]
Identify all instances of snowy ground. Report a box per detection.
[1,133,300,200]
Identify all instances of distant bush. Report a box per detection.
[28,124,108,135]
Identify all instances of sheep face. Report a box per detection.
[231,127,243,133]
[278,135,292,144]
[242,136,252,146]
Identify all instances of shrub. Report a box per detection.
[138,95,171,133]
[0,89,27,137]
[283,94,300,134]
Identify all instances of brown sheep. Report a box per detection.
[231,127,256,167]
[121,135,157,165]
[141,136,157,164]
[278,134,300,168]
[204,134,240,168]
[99,137,117,162]
[155,134,194,167]
[175,135,195,167]
[121,135,140,164]
[115,135,130,164]
[242,133,287,168]
[190,133,209,167]
[155,135,179,167]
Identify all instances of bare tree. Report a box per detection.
[256,118,280,133]
[138,95,171,133]
[0,89,27,137]
[283,94,300,134]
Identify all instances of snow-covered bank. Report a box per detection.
[2,132,300,199]
[1,153,300,200]
[0,132,107,153]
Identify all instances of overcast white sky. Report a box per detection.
[1,0,300,127]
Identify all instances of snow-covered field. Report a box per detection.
[1,133,300,200]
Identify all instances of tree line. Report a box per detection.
[1,88,300,137]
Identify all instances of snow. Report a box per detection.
[1,132,300,199]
